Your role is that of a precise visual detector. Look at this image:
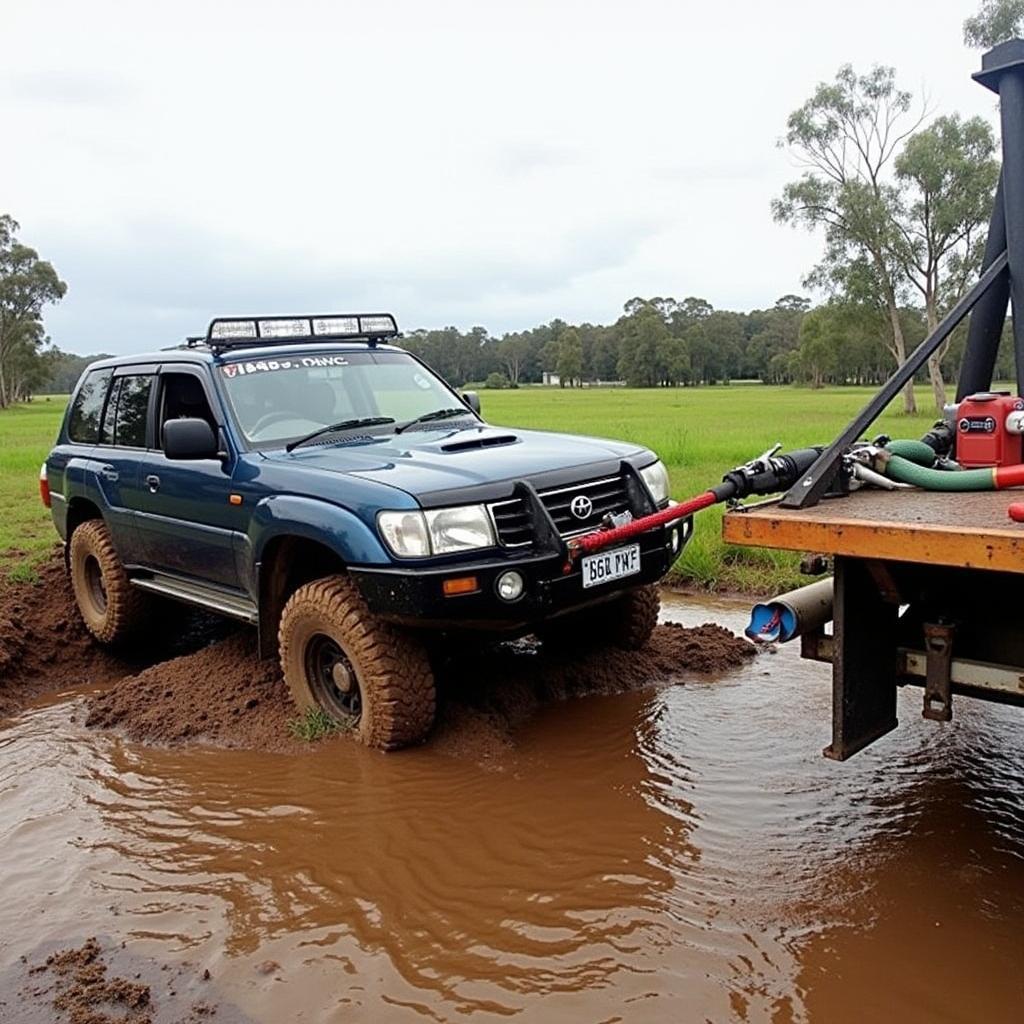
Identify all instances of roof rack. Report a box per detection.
[186,313,401,353]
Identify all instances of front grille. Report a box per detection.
[489,474,631,548]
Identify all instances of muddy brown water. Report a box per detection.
[1,594,1022,1022]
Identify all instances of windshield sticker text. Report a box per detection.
[221,355,349,378]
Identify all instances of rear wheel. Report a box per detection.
[69,519,152,644]
[278,574,436,750]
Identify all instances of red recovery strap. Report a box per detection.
[564,489,719,570]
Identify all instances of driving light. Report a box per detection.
[359,314,398,336]
[425,505,494,554]
[640,460,670,505]
[259,318,308,338]
[496,571,524,602]
[210,319,258,340]
[313,316,359,336]
[377,511,431,557]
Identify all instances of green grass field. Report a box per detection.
[481,384,938,592]
[0,396,68,579]
[0,386,939,591]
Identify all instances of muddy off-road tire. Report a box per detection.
[69,519,152,644]
[279,574,436,750]
[539,584,661,653]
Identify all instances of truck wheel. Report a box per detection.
[69,519,152,644]
[278,574,436,750]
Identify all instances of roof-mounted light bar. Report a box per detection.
[204,313,400,349]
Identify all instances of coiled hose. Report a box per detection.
[882,439,1024,490]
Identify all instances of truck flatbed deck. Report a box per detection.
[722,489,1024,759]
[723,489,1024,574]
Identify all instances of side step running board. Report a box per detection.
[130,575,258,623]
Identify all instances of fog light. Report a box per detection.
[669,527,681,554]
[496,570,524,601]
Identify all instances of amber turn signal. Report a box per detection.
[442,575,479,596]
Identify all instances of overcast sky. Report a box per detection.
[2,0,1000,354]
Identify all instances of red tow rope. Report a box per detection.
[563,489,719,571]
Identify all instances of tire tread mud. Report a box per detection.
[278,574,436,750]
[69,519,152,644]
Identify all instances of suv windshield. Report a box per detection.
[217,350,471,445]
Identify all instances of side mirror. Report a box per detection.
[164,417,219,459]
[461,390,481,414]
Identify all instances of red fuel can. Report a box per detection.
[956,392,1024,467]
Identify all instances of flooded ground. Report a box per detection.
[1,592,1022,1022]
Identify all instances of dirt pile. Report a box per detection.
[2,551,755,753]
[86,633,294,751]
[10,938,233,1024]
[0,557,131,716]
[0,553,230,718]
[432,622,756,759]
[84,621,754,754]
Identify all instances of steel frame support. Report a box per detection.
[824,557,899,760]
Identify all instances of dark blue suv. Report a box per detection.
[44,314,689,748]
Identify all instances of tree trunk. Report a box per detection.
[884,293,916,414]
[924,294,947,412]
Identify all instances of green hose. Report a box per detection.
[883,454,995,491]
[884,438,938,466]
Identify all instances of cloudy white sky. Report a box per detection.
[2,0,1000,354]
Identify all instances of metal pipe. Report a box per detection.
[745,577,834,644]
[958,174,1009,399]
[976,41,1024,396]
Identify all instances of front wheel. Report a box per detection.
[278,575,436,750]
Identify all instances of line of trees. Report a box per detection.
[401,290,1018,395]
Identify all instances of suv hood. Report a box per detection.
[262,424,650,506]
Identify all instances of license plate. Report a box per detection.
[581,544,641,589]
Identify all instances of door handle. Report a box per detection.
[145,474,161,493]
[100,465,119,482]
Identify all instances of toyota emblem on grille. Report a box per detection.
[569,494,593,520]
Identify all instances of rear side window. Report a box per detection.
[113,375,154,447]
[68,369,113,443]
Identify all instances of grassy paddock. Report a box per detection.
[482,384,937,593]
[1,386,938,592]
[0,396,68,574]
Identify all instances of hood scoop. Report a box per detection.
[440,433,518,453]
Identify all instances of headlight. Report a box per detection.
[640,460,670,505]
[425,505,494,553]
[377,511,431,557]
[378,504,495,557]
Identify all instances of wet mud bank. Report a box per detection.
[2,553,755,754]
[85,620,754,754]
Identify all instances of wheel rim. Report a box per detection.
[304,633,362,723]
[83,555,108,614]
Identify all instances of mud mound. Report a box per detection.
[84,621,754,754]
[0,555,131,716]
[432,623,755,760]
[86,633,295,751]
[8,936,243,1024]
[28,937,152,1023]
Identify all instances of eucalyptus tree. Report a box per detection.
[773,65,925,412]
